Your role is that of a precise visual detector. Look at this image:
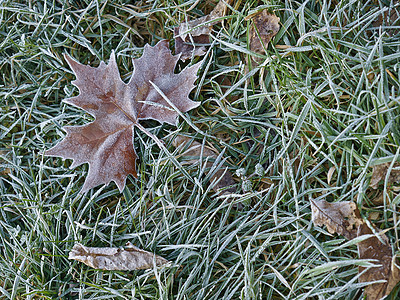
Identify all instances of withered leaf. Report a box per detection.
[174,0,231,61]
[46,40,202,192]
[370,162,400,189]
[172,135,235,194]
[311,199,400,299]
[69,242,169,270]
[247,9,280,65]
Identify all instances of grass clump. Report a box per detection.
[1,0,400,299]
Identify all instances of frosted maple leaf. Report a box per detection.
[46,40,202,192]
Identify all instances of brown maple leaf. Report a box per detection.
[46,40,202,192]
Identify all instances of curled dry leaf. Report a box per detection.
[327,166,335,185]
[370,162,400,189]
[247,9,280,65]
[46,40,202,193]
[311,199,400,300]
[173,135,235,194]
[69,242,169,270]
[174,0,231,60]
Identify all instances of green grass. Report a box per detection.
[1,0,400,299]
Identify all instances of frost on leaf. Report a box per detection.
[68,242,169,270]
[311,199,400,300]
[46,40,202,192]
[174,0,231,60]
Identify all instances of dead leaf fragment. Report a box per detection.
[46,40,202,193]
[370,162,400,189]
[69,242,169,270]
[311,199,400,299]
[174,0,231,60]
[248,10,280,64]
[172,135,235,194]
[311,200,363,240]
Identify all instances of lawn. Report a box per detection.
[1,0,400,299]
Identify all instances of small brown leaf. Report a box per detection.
[172,135,235,194]
[247,10,280,65]
[174,0,231,60]
[68,242,169,270]
[311,200,363,240]
[370,162,400,189]
[311,199,400,299]
[46,40,202,192]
